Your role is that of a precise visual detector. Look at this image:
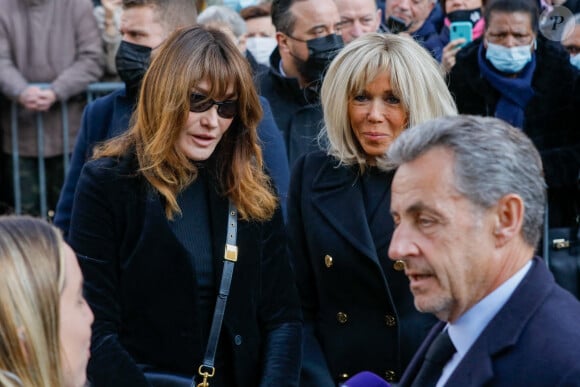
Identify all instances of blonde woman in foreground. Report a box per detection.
[0,216,93,387]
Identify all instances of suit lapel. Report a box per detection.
[446,258,553,385]
[310,161,378,263]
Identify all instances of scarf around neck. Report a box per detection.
[477,43,536,129]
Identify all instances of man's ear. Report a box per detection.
[493,193,525,247]
[276,31,290,54]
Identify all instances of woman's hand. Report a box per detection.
[441,38,466,73]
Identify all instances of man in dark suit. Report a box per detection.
[386,115,580,386]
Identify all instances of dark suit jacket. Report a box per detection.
[55,88,290,236]
[399,257,580,387]
[67,154,302,387]
[287,151,437,386]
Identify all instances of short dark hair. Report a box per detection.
[484,0,539,34]
[271,0,303,34]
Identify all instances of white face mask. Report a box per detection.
[570,54,580,70]
[246,37,277,66]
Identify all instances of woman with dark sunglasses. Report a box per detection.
[67,25,302,387]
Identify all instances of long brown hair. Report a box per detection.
[95,26,277,221]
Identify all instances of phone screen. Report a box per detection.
[450,22,473,47]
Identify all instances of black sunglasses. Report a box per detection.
[189,93,238,119]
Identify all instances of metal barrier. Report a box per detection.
[4,82,124,218]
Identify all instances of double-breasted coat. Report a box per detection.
[288,151,437,386]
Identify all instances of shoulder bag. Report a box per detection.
[144,202,239,386]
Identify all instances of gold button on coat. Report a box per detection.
[324,254,333,268]
[385,370,396,381]
[336,312,348,324]
[385,314,396,327]
[394,260,405,271]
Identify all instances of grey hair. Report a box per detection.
[319,32,457,169]
[563,13,580,38]
[386,115,546,247]
[198,5,248,38]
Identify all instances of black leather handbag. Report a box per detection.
[543,204,580,300]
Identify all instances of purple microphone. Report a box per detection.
[343,371,392,387]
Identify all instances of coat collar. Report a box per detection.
[309,156,384,262]
[446,257,552,384]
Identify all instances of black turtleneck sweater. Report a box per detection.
[168,168,234,385]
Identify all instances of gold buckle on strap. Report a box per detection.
[197,365,215,387]
[224,244,238,262]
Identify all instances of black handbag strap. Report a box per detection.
[195,201,238,387]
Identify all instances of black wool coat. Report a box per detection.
[288,151,437,386]
[68,154,303,387]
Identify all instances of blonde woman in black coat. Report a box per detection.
[287,33,457,387]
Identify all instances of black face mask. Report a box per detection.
[447,8,482,27]
[115,40,152,98]
[297,34,344,86]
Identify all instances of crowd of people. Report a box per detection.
[1,0,580,386]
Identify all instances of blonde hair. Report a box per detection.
[95,26,277,221]
[0,216,66,387]
[319,33,457,169]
